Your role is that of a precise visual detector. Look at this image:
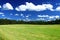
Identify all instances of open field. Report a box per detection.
[0,24,60,40]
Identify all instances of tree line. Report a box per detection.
[0,19,60,25]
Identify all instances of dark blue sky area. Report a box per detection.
[0,0,60,7]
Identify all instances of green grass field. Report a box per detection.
[0,24,60,40]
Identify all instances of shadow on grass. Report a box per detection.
[0,37,4,40]
[0,33,5,40]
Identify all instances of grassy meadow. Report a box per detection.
[0,24,60,40]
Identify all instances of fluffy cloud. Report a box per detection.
[3,3,13,10]
[0,12,5,17]
[2,14,5,16]
[55,15,59,18]
[37,15,60,21]
[37,15,60,19]
[55,6,60,11]
[42,4,54,11]
[15,2,54,11]
[15,14,19,16]
[26,14,31,18]
[26,15,29,18]
[0,12,4,14]
[49,16,54,19]
[20,13,24,16]
[0,5,2,8]
[20,13,24,17]
[49,15,60,19]
[37,15,49,17]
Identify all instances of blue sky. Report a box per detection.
[0,0,60,21]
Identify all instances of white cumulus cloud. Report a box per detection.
[3,3,13,10]
[15,2,54,11]
[0,5,2,8]
[55,6,60,11]
[42,4,54,11]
